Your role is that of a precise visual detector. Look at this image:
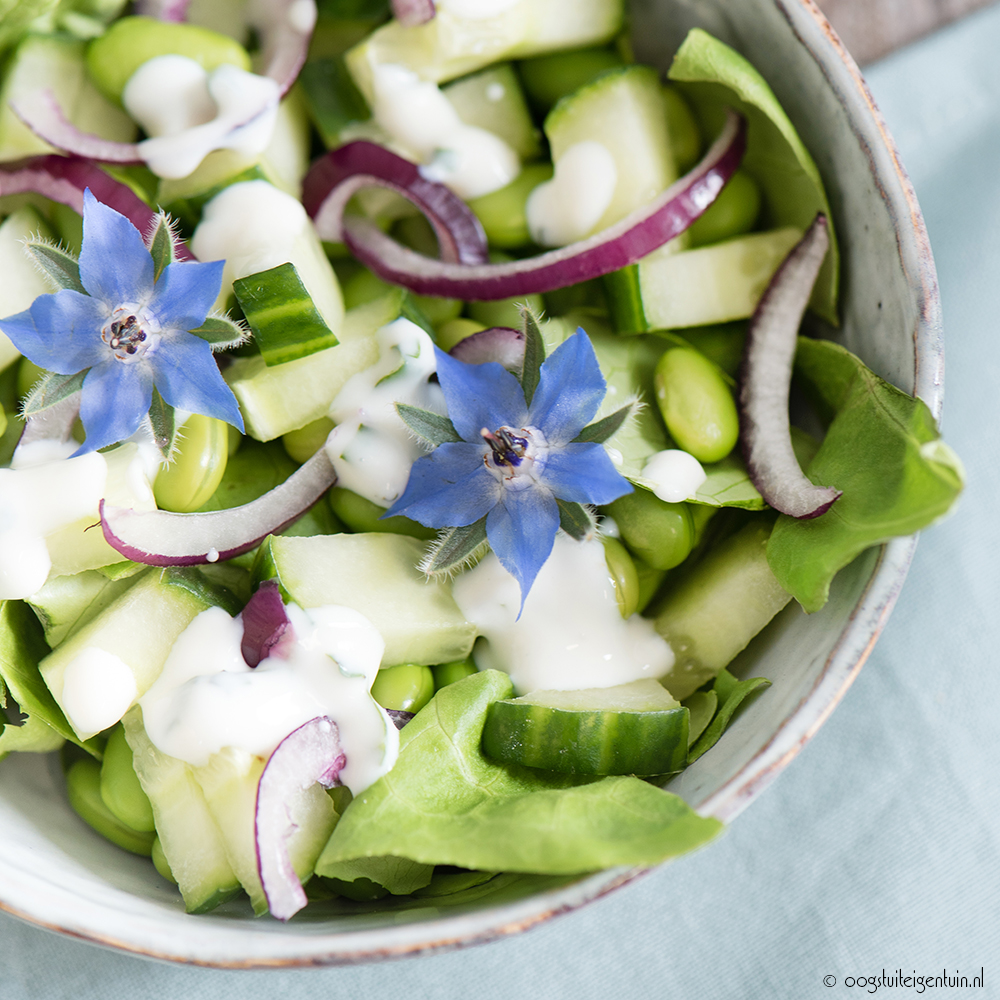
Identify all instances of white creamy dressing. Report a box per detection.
[122,55,280,180]
[0,451,107,600]
[641,449,707,503]
[139,603,398,794]
[370,63,519,200]
[324,317,444,507]
[526,140,618,246]
[453,533,675,695]
[61,648,138,737]
[190,179,344,326]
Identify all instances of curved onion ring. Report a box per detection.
[739,214,841,519]
[392,0,436,26]
[100,448,337,565]
[255,716,345,921]
[305,110,746,300]
[0,155,193,259]
[134,0,191,20]
[303,140,489,265]
[241,580,295,667]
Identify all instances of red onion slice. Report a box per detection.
[386,709,415,729]
[0,155,193,257]
[449,326,524,372]
[392,0,436,26]
[241,580,295,667]
[306,110,745,299]
[304,140,489,265]
[738,214,841,519]
[134,0,191,19]
[100,448,337,565]
[255,716,346,921]
[251,0,317,97]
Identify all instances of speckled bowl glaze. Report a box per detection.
[0,0,941,967]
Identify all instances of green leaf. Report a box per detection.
[767,338,965,612]
[233,262,339,367]
[316,855,434,896]
[519,304,546,407]
[0,600,101,758]
[423,519,488,575]
[318,670,722,875]
[21,369,86,418]
[395,403,462,446]
[682,689,717,747]
[188,314,249,351]
[146,212,176,282]
[23,239,85,293]
[0,711,65,759]
[686,672,770,764]
[556,499,595,540]
[669,29,839,324]
[573,402,635,444]
[147,386,175,459]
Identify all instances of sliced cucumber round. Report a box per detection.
[482,678,688,776]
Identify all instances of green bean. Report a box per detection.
[662,85,701,172]
[328,486,436,540]
[605,488,694,571]
[151,837,176,883]
[282,416,335,464]
[371,663,435,713]
[654,346,739,463]
[602,536,639,618]
[467,163,554,249]
[65,758,155,856]
[687,169,761,247]
[153,413,229,512]
[518,47,624,111]
[432,658,478,690]
[435,317,486,351]
[100,724,155,833]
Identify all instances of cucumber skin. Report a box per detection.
[482,702,689,776]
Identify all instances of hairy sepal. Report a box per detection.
[23,237,85,294]
[421,518,488,577]
[395,403,462,447]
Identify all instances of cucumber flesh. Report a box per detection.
[655,522,792,700]
[482,678,689,775]
[254,533,476,667]
[0,207,55,371]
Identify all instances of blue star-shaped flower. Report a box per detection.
[387,328,633,606]
[0,189,244,454]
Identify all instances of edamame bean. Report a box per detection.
[371,663,435,713]
[328,486,437,540]
[687,169,761,247]
[632,555,667,612]
[435,317,486,351]
[654,346,739,463]
[605,489,695,571]
[65,757,155,856]
[602,536,639,619]
[342,268,393,309]
[467,163,554,249]
[153,413,229,513]
[86,17,251,105]
[100,724,155,833]
[282,416,335,464]
[432,658,477,690]
[662,85,701,172]
[518,47,624,111]
[151,837,176,883]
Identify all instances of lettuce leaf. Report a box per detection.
[767,338,965,612]
[317,670,722,875]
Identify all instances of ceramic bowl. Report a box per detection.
[0,0,941,967]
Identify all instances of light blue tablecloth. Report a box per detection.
[3,9,999,998]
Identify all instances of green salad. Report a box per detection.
[0,0,963,920]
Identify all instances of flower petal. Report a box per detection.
[386,442,500,527]
[79,189,155,306]
[147,259,225,332]
[541,443,633,505]
[76,360,153,453]
[148,331,245,431]
[434,347,528,442]
[0,290,109,374]
[528,329,606,444]
[486,483,559,609]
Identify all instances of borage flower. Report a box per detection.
[0,189,245,456]
[388,313,634,608]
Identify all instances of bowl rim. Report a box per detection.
[0,0,944,968]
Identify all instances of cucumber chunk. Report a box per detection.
[255,533,476,667]
[122,708,241,914]
[482,678,688,775]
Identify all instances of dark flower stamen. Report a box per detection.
[104,313,148,356]
[482,427,527,467]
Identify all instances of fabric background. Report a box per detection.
[2,7,999,998]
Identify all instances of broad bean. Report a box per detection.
[100,724,155,833]
[605,489,694,571]
[371,663,435,713]
[602,535,639,619]
[65,758,155,856]
[153,413,229,512]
